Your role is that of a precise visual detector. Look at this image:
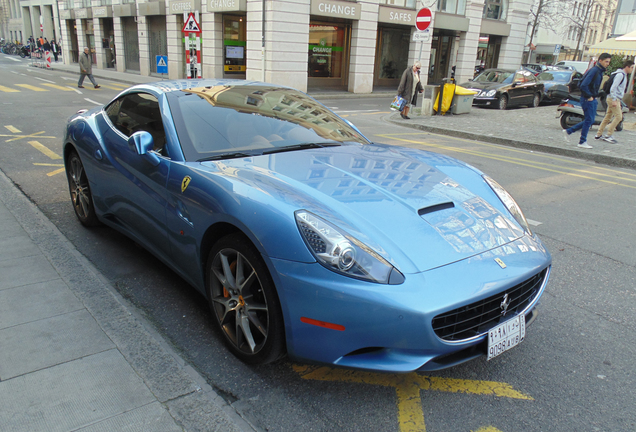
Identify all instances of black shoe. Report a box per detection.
[78,85,84,88]
[94,85,100,89]
[403,115,410,119]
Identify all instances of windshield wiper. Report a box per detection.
[261,142,341,155]
[197,152,257,162]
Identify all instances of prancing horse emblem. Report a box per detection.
[500,293,511,316]
[181,176,191,193]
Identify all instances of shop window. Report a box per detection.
[483,0,507,20]
[437,0,466,15]
[223,15,246,75]
[378,0,417,7]
[308,23,346,78]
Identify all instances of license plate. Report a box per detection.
[487,314,526,360]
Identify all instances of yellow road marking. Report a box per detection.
[29,141,61,160]
[0,132,56,142]
[47,168,65,177]
[15,84,48,92]
[4,125,21,133]
[378,131,636,181]
[473,427,504,432]
[378,135,636,190]
[41,83,74,91]
[293,365,532,432]
[33,163,63,167]
[98,84,123,90]
[105,82,128,89]
[0,85,20,93]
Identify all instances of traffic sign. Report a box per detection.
[415,8,432,31]
[553,44,561,55]
[412,29,431,42]
[156,55,168,74]
[182,12,201,34]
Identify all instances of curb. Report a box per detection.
[0,167,258,432]
[386,113,636,170]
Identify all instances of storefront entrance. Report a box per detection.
[428,29,454,85]
[374,26,411,89]
[66,19,79,63]
[148,16,167,75]
[101,18,115,68]
[307,20,351,90]
[122,17,139,72]
[477,34,501,69]
[223,15,246,79]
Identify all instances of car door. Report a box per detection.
[507,72,527,107]
[100,92,172,259]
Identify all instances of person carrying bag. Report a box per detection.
[395,61,422,120]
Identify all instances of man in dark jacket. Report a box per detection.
[563,53,611,149]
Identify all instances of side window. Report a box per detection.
[105,99,121,125]
[110,93,168,156]
[513,72,524,83]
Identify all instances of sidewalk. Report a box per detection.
[0,168,253,431]
[386,104,636,169]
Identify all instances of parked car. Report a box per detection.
[460,68,545,110]
[537,69,583,103]
[63,80,551,372]
[521,63,547,75]
[554,60,590,74]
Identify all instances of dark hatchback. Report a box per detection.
[537,69,583,103]
[460,68,545,110]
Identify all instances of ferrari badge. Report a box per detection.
[181,176,191,193]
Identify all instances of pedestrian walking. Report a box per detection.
[562,52,611,149]
[78,48,101,89]
[51,39,59,62]
[594,60,635,144]
[42,38,51,52]
[396,61,423,120]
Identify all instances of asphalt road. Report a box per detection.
[1,54,635,432]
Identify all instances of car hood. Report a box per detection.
[459,81,505,91]
[199,144,526,274]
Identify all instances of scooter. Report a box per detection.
[19,45,31,58]
[557,93,628,132]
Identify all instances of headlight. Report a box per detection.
[486,90,497,97]
[295,210,404,285]
[483,175,532,236]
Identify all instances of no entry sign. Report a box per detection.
[415,8,432,31]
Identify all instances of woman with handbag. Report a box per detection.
[396,61,422,119]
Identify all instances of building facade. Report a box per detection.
[43,0,531,91]
[524,0,617,63]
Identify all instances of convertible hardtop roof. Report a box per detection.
[130,79,293,94]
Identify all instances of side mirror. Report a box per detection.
[128,131,160,166]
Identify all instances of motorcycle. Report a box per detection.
[557,92,628,132]
[19,45,32,58]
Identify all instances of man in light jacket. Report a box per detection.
[595,60,634,144]
[78,47,100,89]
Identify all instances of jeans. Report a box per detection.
[567,98,597,144]
[78,73,97,87]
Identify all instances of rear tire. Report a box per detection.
[206,233,286,365]
[532,93,541,108]
[616,121,623,132]
[66,150,100,227]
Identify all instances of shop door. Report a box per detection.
[485,36,501,69]
[122,17,139,72]
[223,15,246,79]
[428,30,452,85]
[149,16,167,75]
[307,21,351,90]
[102,18,115,68]
[374,26,410,90]
[67,19,79,63]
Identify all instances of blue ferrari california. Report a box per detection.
[64,80,551,372]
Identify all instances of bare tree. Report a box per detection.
[524,0,563,63]
[565,0,616,60]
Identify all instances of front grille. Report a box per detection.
[432,268,548,341]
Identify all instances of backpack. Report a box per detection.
[602,71,625,95]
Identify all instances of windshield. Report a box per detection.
[538,72,571,82]
[474,70,513,84]
[166,85,369,161]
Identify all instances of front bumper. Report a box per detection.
[472,97,498,107]
[270,235,551,372]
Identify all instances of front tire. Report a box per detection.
[206,234,285,364]
[66,150,99,227]
[497,94,508,110]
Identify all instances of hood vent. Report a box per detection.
[418,202,454,216]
